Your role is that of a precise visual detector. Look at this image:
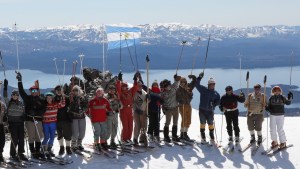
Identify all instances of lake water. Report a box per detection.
[2,66,299,113]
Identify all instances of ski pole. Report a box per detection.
[134,34,139,71]
[14,23,20,72]
[79,54,86,92]
[246,71,250,95]
[191,37,201,75]
[220,111,224,144]
[175,41,187,75]
[202,35,211,74]
[239,53,242,92]
[0,51,6,78]
[263,75,268,148]
[62,59,67,86]
[53,57,61,86]
[289,51,294,93]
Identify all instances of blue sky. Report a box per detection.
[1,0,299,29]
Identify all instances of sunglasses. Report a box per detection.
[226,89,232,91]
[31,89,38,93]
[12,94,19,96]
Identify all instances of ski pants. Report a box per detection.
[133,111,147,140]
[164,107,179,127]
[120,107,133,142]
[25,121,44,143]
[42,122,56,146]
[179,104,192,132]
[147,109,160,137]
[57,120,72,141]
[270,115,286,143]
[0,124,5,153]
[224,110,240,137]
[9,122,25,156]
[72,118,86,146]
[199,109,214,129]
[107,112,118,143]
[92,122,108,143]
[247,113,263,131]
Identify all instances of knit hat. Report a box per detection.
[108,85,116,90]
[11,90,19,96]
[54,85,62,91]
[44,92,54,97]
[152,80,159,87]
[271,86,282,94]
[95,87,104,96]
[29,85,39,90]
[254,84,261,88]
[180,77,187,83]
[225,86,233,91]
[208,78,216,85]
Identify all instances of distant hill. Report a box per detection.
[1,23,300,74]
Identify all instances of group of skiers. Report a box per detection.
[0,70,294,162]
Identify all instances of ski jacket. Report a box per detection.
[43,98,65,123]
[195,79,220,112]
[161,81,179,110]
[18,82,46,121]
[220,93,245,111]
[87,97,111,122]
[133,90,147,114]
[142,85,162,113]
[54,95,72,122]
[5,99,25,123]
[267,95,291,116]
[116,80,139,110]
[69,96,88,119]
[105,93,123,113]
[176,79,195,105]
[244,92,266,115]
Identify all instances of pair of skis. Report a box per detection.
[261,144,293,157]
[238,138,266,156]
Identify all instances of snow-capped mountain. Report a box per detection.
[1,23,300,45]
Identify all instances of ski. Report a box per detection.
[261,147,277,155]
[134,143,156,149]
[267,144,293,157]
[238,142,256,153]
[122,145,146,153]
[222,142,234,152]
[47,157,73,165]
[110,146,139,154]
[173,141,187,148]
[251,138,266,156]
[28,158,47,164]
[228,137,244,153]
[73,150,92,159]
[5,160,29,168]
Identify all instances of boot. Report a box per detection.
[271,141,278,149]
[78,139,84,151]
[180,132,184,140]
[133,138,138,145]
[163,126,171,143]
[279,142,286,149]
[0,153,4,162]
[110,141,117,148]
[235,136,240,143]
[18,154,28,161]
[257,135,262,145]
[29,143,37,159]
[200,129,206,143]
[172,126,180,142]
[36,142,46,159]
[250,135,256,144]
[66,146,72,155]
[59,146,65,155]
[47,146,55,157]
[148,134,154,142]
[184,132,191,141]
[101,143,108,151]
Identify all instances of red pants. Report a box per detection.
[120,107,133,141]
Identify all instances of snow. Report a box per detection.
[1,108,298,169]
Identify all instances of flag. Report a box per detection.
[106,26,141,50]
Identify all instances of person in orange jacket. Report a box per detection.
[116,72,139,144]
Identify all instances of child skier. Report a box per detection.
[42,92,65,157]
[266,86,293,149]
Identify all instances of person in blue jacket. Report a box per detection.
[195,72,220,145]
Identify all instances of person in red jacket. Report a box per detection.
[116,72,139,144]
[87,87,111,151]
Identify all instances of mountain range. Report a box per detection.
[1,23,300,73]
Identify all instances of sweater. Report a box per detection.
[267,94,291,116]
[161,81,179,109]
[43,98,65,123]
[195,79,220,112]
[87,97,111,122]
[244,92,266,114]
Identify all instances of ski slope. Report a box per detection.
[1,108,298,169]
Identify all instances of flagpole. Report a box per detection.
[102,24,105,78]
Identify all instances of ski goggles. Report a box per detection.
[31,89,39,93]
[12,93,19,96]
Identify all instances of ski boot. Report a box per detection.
[59,146,65,155]
[250,135,256,144]
[271,141,278,149]
[279,142,286,149]
[257,135,262,145]
[66,146,72,155]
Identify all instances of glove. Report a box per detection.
[197,72,204,81]
[218,105,224,112]
[288,91,293,100]
[188,75,196,80]
[16,72,22,81]
[118,72,123,81]
[240,92,245,98]
[4,79,8,88]
[174,74,178,79]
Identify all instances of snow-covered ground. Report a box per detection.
[1,108,298,169]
